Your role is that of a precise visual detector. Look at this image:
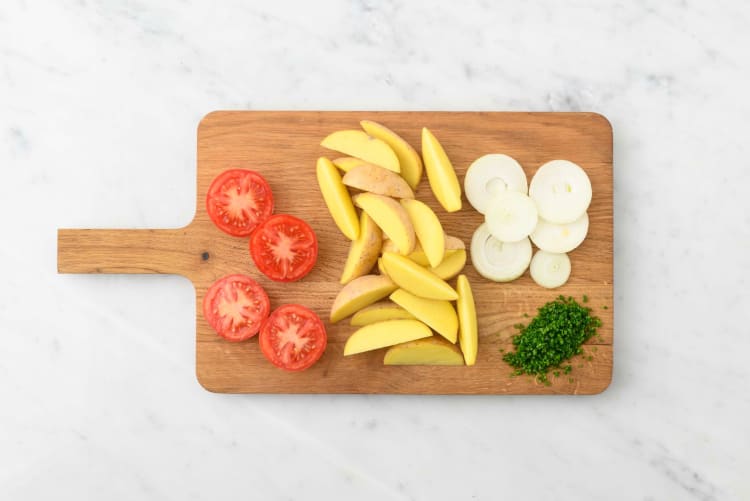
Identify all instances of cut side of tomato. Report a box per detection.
[203,274,270,341]
[250,214,318,282]
[206,169,274,237]
[259,304,327,371]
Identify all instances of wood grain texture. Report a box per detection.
[58,111,613,395]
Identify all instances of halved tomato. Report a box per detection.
[250,214,318,282]
[203,274,270,341]
[206,169,274,237]
[259,304,327,371]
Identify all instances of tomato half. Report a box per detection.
[206,169,274,237]
[259,304,327,371]
[249,214,318,282]
[203,274,270,341]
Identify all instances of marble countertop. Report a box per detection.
[2,1,749,499]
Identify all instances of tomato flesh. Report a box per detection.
[250,214,318,282]
[206,169,274,237]
[203,274,270,341]
[259,304,327,371]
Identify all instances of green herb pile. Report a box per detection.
[502,295,602,385]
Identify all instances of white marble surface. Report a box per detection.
[1,0,749,499]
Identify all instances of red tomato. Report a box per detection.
[203,274,270,341]
[250,214,318,282]
[206,169,274,237]
[259,304,327,371]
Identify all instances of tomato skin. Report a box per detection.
[259,304,327,371]
[249,214,319,282]
[206,169,274,237]
[203,274,271,342]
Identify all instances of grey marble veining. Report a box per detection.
[1,0,750,499]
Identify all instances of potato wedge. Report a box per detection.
[332,157,367,172]
[343,163,414,199]
[321,130,400,173]
[330,274,397,323]
[421,127,462,212]
[360,120,423,189]
[381,252,457,300]
[354,193,416,255]
[316,157,359,240]
[428,249,466,280]
[444,234,466,250]
[401,199,445,268]
[350,301,415,326]
[384,337,464,366]
[390,289,458,343]
[340,212,382,285]
[344,319,432,356]
[456,274,478,366]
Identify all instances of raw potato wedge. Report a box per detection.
[340,212,382,285]
[444,234,466,250]
[350,301,415,326]
[390,289,458,343]
[332,157,368,172]
[343,164,414,199]
[428,249,467,281]
[456,274,478,366]
[384,337,464,366]
[421,127,462,212]
[360,120,423,190]
[321,130,400,173]
[316,157,359,240]
[401,199,445,268]
[344,319,432,356]
[381,252,458,300]
[354,193,416,255]
[382,239,430,266]
[377,257,388,276]
[330,274,397,323]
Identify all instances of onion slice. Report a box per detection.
[530,212,589,254]
[529,160,591,224]
[470,223,532,282]
[464,154,527,214]
[485,191,538,243]
[529,250,571,289]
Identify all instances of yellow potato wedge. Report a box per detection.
[316,157,359,240]
[377,257,388,276]
[330,274,397,323]
[428,249,467,281]
[344,319,432,356]
[350,301,415,326]
[332,157,368,172]
[343,163,414,199]
[360,120,423,189]
[390,289,458,343]
[384,337,464,366]
[340,212,382,285]
[444,234,466,250]
[421,127,462,212]
[354,193,416,255]
[401,199,445,268]
[456,274,478,366]
[321,130,400,173]
[381,252,457,300]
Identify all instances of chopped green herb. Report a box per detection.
[502,296,602,384]
[568,377,574,383]
[563,365,572,374]
[583,294,589,303]
[592,346,598,352]
[586,355,594,362]
[603,305,608,310]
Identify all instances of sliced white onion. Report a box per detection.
[529,160,592,224]
[470,223,532,282]
[530,212,589,253]
[485,191,538,243]
[464,154,527,214]
[530,250,571,288]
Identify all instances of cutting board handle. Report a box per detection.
[57,228,195,277]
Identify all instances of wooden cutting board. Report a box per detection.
[58,111,613,395]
